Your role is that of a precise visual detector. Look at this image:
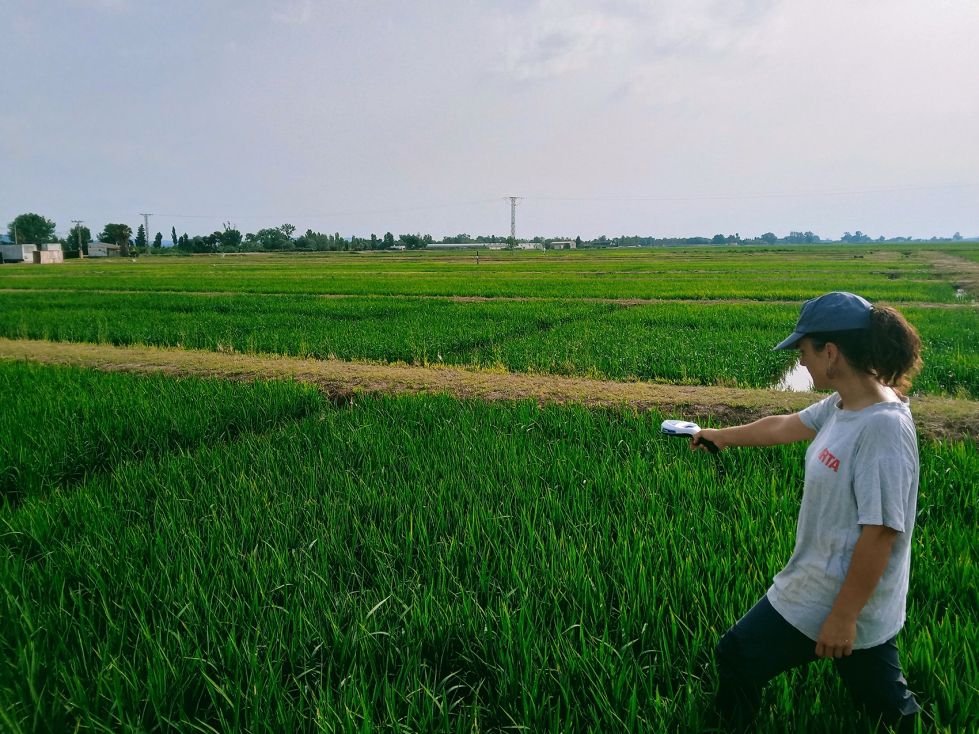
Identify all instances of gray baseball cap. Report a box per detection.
[774,291,873,351]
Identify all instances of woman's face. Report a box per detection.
[797,336,831,390]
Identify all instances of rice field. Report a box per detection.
[0,363,975,733]
[1,245,977,732]
[1,291,976,398]
[0,246,962,302]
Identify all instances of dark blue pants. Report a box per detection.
[714,596,921,729]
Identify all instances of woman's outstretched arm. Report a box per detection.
[691,414,816,451]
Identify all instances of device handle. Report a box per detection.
[693,436,720,454]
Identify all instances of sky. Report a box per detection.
[2,0,978,241]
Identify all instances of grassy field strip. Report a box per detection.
[2,338,976,441]
[0,360,323,504]
[3,286,977,309]
[2,368,975,732]
[0,246,965,301]
[924,251,979,298]
[1,291,976,397]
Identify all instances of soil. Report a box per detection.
[2,338,975,441]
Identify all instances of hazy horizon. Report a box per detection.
[2,0,977,241]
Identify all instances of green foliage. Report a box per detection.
[220,223,242,250]
[66,223,92,251]
[98,223,133,258]
[245,226,293,251]
[7,212,57,245]
[0,293,974,397]
[0,368,975,731]
[153,231,163,249]
[0,361,321,504]
[134,224,148,250]
[399,233,428,250]
[0,246,960,301]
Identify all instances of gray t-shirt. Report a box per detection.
[767,391,919,648]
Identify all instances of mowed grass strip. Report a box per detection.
[1,367,975,732]
[2,291,977,398]
[0,360,322,504]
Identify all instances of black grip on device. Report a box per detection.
[693,436,720,454]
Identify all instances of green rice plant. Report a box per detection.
[0,360,322,504]
[0,246,960,301]
[0,374,974,732]
[903,307,979,398]
[3,291,978,397]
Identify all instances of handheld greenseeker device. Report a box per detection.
[661,419,720,454]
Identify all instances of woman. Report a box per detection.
[693,292,924,730]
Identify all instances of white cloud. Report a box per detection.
[271,0,313,26]
[501,0,779,79]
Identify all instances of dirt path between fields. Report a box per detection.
[2,338,975,441]
[924,251,979,299]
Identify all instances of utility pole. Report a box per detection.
[140,213,152,255]
[503,196,521,251]
[71,220,84,254]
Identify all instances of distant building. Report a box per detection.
[550,240,575,250]
[33,249,64,264]
[0,244,37,263]
[88,243,122,258]
[34,243,64,264]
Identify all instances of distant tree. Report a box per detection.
[841,230,871,244]
[7,213,57,245]
[220,223,243,250]
[66,223,92,251]
[760,232,778,245]
[295,229,332,251]
[177,233,192,252]
[575,236,582,248]
[171,226,178,248]
[382,232,395,250]
[248,227,292,250]
[134,224,147,251]
[99,223,133,256]
[399,233,426,250]
[153,232,163,249]
[370,234,378,250]
[280,223,296,239]
[711,234,726,244]
[953,232,963,241]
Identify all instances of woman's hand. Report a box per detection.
[816,610,857,658]
[690,428,726,452]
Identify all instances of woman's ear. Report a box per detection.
[824,342,838,365]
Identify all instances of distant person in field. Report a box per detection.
[692,292,923,731]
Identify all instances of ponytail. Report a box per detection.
[807,306,922,392]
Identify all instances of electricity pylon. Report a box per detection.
[504,197,522,250]
[140,213,152,254]
[71,220,84,252]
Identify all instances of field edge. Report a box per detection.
[2,338,975,441]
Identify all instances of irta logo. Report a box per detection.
[817,448,840,472]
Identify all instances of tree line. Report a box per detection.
[3,212,971,256]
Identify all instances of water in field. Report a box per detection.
[772,361,814,391]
